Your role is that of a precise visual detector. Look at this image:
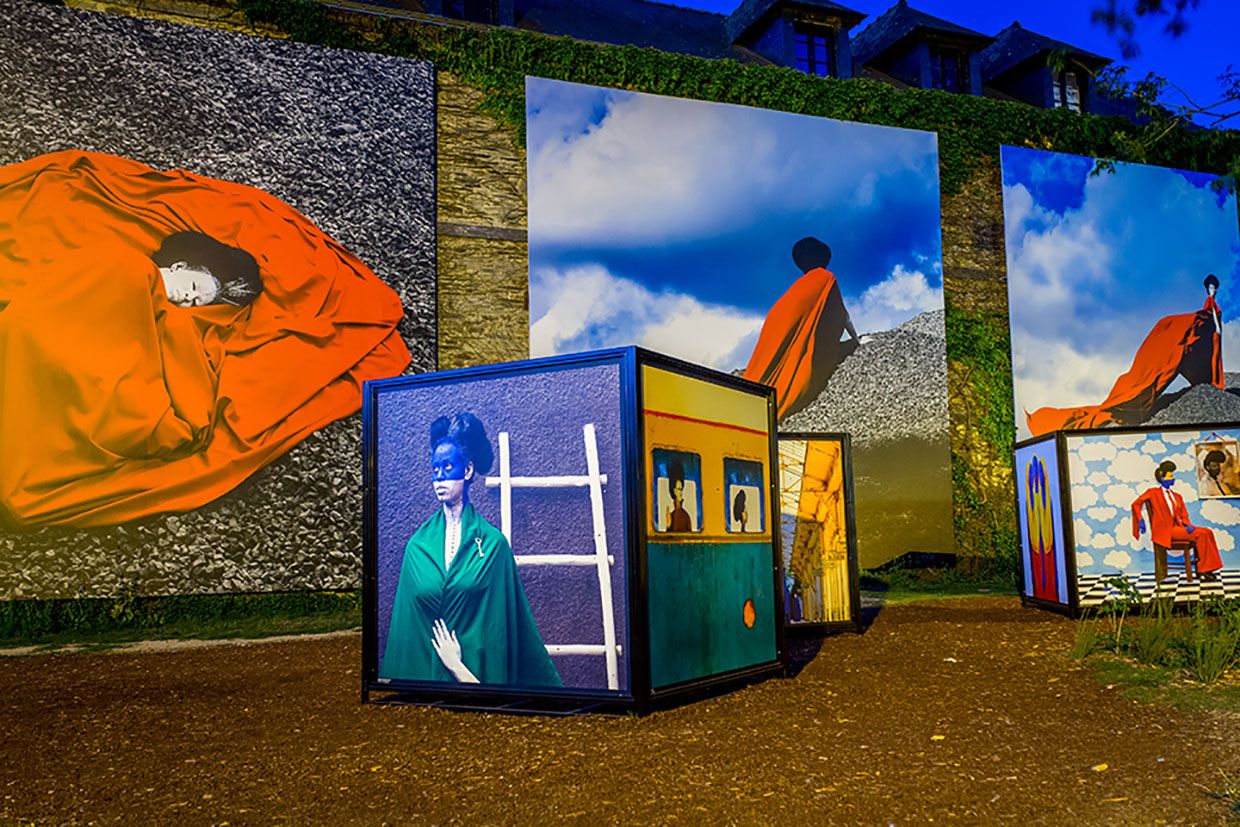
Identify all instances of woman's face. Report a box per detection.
[672,478,684,506]
[159,261,220,307]
[432,441,473,506]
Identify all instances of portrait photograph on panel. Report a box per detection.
[1002,145,1240,441]
[373,363,629,694]
[526,77,951,568]
[0,1,435,600]
[1194,439,1240,498]
[778,436,856,624]
[1066,430,1239,607]
[1014,437,1069,606]
[641,366,778,689]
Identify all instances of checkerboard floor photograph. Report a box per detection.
[1078,569,1240,607]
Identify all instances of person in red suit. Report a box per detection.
[1132,460,1224,581]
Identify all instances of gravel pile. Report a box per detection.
[1147,384,1240,426]
[0,2,436,599]
[782,309,949,448]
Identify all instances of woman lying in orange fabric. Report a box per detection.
[1025,275,1223,436]
[0,150,411,527]
[743,236,860,420]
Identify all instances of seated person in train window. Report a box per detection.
[732,489,748,533]
[666,458,693,532]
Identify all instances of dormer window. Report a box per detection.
[442,0,496,24]
[929,45,968,92]
[794,22,836,78]
[1052,70,1082,112]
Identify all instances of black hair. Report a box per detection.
[1205,273,1220,291]
[1156,460,1177,480]
[1204,449,1228,467]
[668,459,685,488]
[151,231,263,306]
[732,489,747,523]
[791,236,832,273]
[429,412,494,478]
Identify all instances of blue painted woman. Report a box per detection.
[381,412,562,687]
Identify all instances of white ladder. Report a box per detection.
[484,423,622,691]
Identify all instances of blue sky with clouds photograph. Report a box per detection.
[526,77,944,371]
[1003,146,1240,439]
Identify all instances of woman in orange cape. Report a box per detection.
[743,237,859,419]
[0,150,411,527]
[1026,275,1223,436]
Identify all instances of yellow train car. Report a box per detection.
[641,364,780,689]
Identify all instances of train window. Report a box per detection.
[724,457,764,533]
[651,448,702,533]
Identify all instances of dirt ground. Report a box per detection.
[1,597,1236,825]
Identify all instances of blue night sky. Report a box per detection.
[1003,145,1240,439]
[674,0,1237,122]
[526,78,943,370]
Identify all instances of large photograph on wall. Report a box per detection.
[0,1,435,599]
[526,77,951,568]
[372,361,629,693]
[1066,429,1239,607]
[1014,436,1070,606]
[778,435,856,624]
[1002,146,1240,440]
[642,366,778,689]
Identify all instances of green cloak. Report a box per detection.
[380,503,562,687]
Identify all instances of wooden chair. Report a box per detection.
[1153,538,1198,583]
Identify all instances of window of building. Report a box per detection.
[441,0,496,24]
[929,46,968,93]
[1052,70,1082,113]
[793,23,835,78]
[724,458,765,534]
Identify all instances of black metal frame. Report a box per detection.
[1015,418,1240,618]
[361,346,786,714]
[776,431,862,634]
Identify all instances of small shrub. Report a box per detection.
[1187,605,1239,685]
[1069,619,1100,659]
[1126,598,1176,666]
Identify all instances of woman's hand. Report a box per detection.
[431,618,479,683]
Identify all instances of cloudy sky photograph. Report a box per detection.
[526,77,944,371]
[1003,146,1240,439]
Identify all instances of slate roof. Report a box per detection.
[851,0,992,65]
[724,0,866,44]
[513,0,759,60]
[980,22,1111,81]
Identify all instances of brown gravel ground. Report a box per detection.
[1,596,1237,825]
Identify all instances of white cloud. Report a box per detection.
[1088,506,1118,521]
[1076,550,1095,567]
[1103,550,1132,569]
[1161,431,1200,445]
[1087,471,1111,487]
[1109,451,1154,483]
[1068,453,1090,483]
[1217,531,1235,552]
[530,265,762,370]
[1110,434,1146,450]
[848,265,943,335]
[1141,439,1167,455]
[1089,531,1115,550]
[1074,518,1093,546]
[1071,485,1098,508]
[1114,518,1146,552]
[1103,483,1141,509]
[1076,442,1117,462]
[1200,499,1240,526]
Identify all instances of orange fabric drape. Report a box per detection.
[1025,297,1223,436]
[0,150,411,526]
[742,267,850,419]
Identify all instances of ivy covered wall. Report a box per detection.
[66,0,1240,566]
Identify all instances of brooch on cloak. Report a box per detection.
[475,537,485,558]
